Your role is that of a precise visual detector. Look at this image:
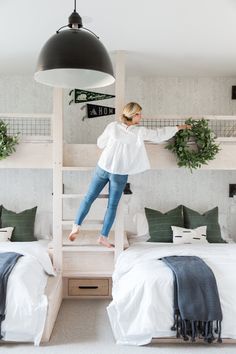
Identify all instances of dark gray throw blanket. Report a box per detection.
[161,256,222,343]
[0,252,23,339]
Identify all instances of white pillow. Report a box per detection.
[129,212,149,244]
[172,226,208,244]
[128,234,150,245]
[218,215,235,243]
[34,211,52,240]
[0,227,14,242]
[133,212,149,235]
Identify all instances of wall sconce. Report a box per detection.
[229,184,236,213]
[124,183,132,195]
[232,86,236,100]
[229,184,236,198]
[123,183,132,214]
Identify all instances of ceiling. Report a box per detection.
[1,0,236,77]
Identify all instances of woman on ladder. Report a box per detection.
[69,102,191,248]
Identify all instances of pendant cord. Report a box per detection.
[74,0,76,12]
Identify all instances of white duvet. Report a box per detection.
[107,243,236,345]
[0,241,55,345]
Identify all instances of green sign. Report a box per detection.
[69,89,115,105]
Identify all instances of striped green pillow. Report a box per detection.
[183,206,225,243]
[1,206,37,242]
[145,205,184,242]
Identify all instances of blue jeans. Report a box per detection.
[75,165,128,237]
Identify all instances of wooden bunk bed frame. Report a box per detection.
[1,53,236,344]
[1,112,236,343]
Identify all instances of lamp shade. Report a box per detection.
[34,28,115,89]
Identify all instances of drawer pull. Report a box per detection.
[78,286,99,289]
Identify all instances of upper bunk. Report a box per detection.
[0,113,236,170]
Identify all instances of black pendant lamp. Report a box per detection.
[34,0,115,89]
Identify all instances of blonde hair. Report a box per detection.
[120,102,142,124]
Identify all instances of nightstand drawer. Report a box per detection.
[68,278,109,296]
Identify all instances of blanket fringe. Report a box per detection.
[172,315,222,343]
[0,314,5,339]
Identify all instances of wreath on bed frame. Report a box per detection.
[165,118,220,171]
[0,120,19,160]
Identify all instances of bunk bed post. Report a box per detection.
[115,50,126,120]
[114,50,126,260]
[114,198,125,262]
[52,87,63,271]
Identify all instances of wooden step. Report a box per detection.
[62,193,108,199]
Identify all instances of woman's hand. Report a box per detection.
[177,124,192,131]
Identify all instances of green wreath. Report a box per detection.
[165,118,220,171]
[0,120,19,160]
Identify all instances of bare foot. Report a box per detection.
[68,224,80,242]
[97,236,114,248]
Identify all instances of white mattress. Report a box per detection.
[107,242,236,345]
[0,240,55,345]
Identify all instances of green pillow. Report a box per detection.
[183,206,225,243]
[1,206,37,242]
[145,205,184,242]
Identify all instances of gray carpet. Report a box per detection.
[1,299,236,354]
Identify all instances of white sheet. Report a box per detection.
[0,241,55,345]
[107,242,236,345]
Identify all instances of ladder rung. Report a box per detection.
[62,219,103,225]
[62,193,109,199]
[62,166,93,171]
[62,246,114,252]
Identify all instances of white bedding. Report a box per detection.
[0,241,55,345]
[107,242,236,345]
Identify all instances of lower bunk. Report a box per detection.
[0,240,62,345]
[108,242,236,346]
